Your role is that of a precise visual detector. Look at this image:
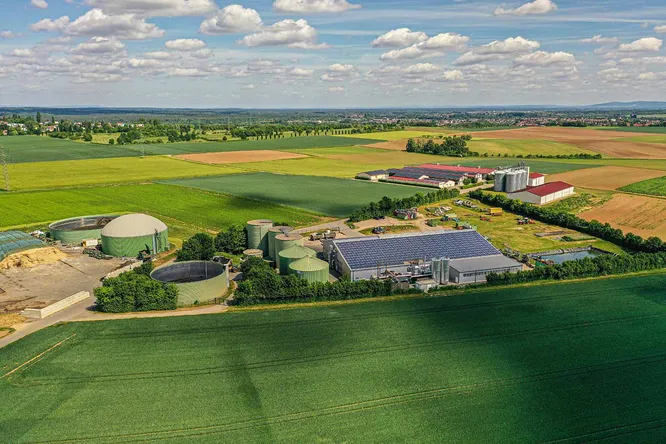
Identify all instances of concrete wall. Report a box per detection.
[21,291,90,319]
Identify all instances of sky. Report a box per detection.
[0,0,665,108]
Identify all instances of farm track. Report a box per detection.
[21,352,666,443]
[15,311,666,385]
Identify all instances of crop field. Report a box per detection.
[334,130,447,141]
[468,139,594,157]
[597,126,666,134]
[6,156,239,191]
[620,176,666,196]
[0,136,141,163]
[621,135,666,144]
[134,135,379,155]
[0,184,324,235]
[175,150,307,164]
[4,275,666,442]
[447,158,602,174]
[580,193,666,238]
[548,166,666,191]
[164,173,424,217]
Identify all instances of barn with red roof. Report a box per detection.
[507,181,574,205]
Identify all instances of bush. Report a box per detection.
[177,233,215,261]
[95,268,178,313]
[349,188,460,222]
[215,224,247,255]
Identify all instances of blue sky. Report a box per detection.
[0,0,665,108]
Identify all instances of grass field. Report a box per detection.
[597,126,666,134]
[619,176,666,196]
[468,139,594,157]
[0,184,324,241]
[449,158,602,174]
[620,135,666,144]
[6,156,239,191]
[3,274,666,442]
[164,173,425,217]
[334,131,446,141]
[0,136,141,163]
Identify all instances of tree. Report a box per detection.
[83,133,93,142]
[215,224,247,254]
[109,139,115,145]
[177,233,215,261]
[36,112,41,124]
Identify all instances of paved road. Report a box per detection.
[293,218,364,238]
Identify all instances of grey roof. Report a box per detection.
[101,214,167,238]
[333,230,501,270]
[449,255,522,273]
[362,170,388,176]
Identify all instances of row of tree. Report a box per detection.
[349,188,460,222]
[234,257,410,305]
[469,190,666,253]
[176,227,248,262]
[94,262,178,313]
[487,252,666,285]
[406,135,477,157]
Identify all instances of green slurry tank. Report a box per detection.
[246,219,273,256]
[274,233,303,265]
[278,245,316,275]
[289,256,330,284]
[267,226,294,260]
[49,215,118,245]
[151,260,229,306]
[101,213,169,258]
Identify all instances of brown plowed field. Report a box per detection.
[469,127,654,141]
[364,140,409,151]
[175,150,307,164]
[573,140,666,159]
[580,194,666,238]
[547,166,666,190]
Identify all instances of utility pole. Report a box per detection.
[0,145,10,192]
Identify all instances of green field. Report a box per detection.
[334,130,446,141]
[164,173,424,217]
[619,135,666,144]
[3,275,666,442]
[597,126,666,134]
[468,139,594,157]
[0,136,141,163]
[619,176,666,196]
[0,184,323,243]
[6,156,241,191]
[448,158,602,174]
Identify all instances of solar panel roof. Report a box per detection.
[334,230,501,270]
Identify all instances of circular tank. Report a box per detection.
[49,215,118,245]
[278,245,316,275]
[274,233,303,263]
[101,213,169,258]
[494,171,506,192]
[246,219,273,256]
[289,256,330,284]
[151,260,228,306]
[243,249,264,259]
[267,226,294,260]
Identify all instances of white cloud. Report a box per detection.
[0,31,21,39]
[454,36,539,65]
[598,68,630,82]
[31,9,164,40]
[273,0,360,14]
[71,36,125,54]
[168,67,208,77]
[618,37,663,52]
[514,50,575,66]
[30,0,48,9]
[580,35,619,44]
[191,48,213,58]
[379,32,469,61]
[288,67,313,77]
[165,38,207,51]
[84,0,217,17]
[321,63,358,81]
[241,83,256,89]
[328,86,345,92]
[494,0,557,16]
[144,51,175,60]
[11,48,34,57]
[372,28,427,48]
[656,26,666,34]
[638,72,658,81]
[199,5,263,35]
[403,63,440,74]
[239,19,329,49]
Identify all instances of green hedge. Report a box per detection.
[349,188,460,222]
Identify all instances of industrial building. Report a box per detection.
[325,230,522,285]
[151,260,229,306]
[507,181,575,205]
[357,164,495,189]
[100,213,169,258]
[49,215,118,245]
[493,164,531,193]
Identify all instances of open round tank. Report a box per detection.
[151,260,229,306]
[49,215,118,245]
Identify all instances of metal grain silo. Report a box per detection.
[441,257,450,284]
[518,169,528,190]
[278,245,316,275]
[431,258,442,283]
[274,233,303,263]
[505,172,519,193]
[246,219,273,256]
[268,226,294,260]
[289,256,330,283]
[101,214,169,258]
[494,171,506,192]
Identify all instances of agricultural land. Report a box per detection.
[3,275,666,442]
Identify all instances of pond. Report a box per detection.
[539,249,605,264]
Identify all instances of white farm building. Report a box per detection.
[507,181,574,205]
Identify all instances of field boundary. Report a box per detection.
[3,333,76,378]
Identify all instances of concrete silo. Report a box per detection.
[267,226,294,260]
[246,220,273,256]
[101,214,169,258]
[289,256,330,284]
[278,245,316,275]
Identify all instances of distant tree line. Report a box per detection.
[95,262,178,313]
[478,153,603,159]
[469,190,666,253]
[349,188,460,222]
[406,135,477,157]
[234,257,414,305]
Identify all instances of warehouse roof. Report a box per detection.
[101,214,167,238]
[529,172,545,179]
[419,164,496,174]
[449,255,522,273]
[515,181,574,197]
[333,230,500,270]
[361,170,389,176]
